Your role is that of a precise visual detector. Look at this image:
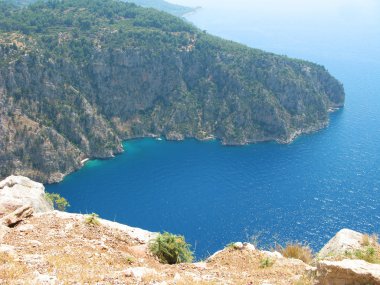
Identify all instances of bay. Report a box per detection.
[47,0,380,258]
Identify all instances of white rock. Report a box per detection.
[47,210,157,244]
[124,267,157,280]
[243,242,256,251]
[234,242,244,249]
[206,249,224,261]
[174,273,181,281]
[0,176,53,218]
[262,250,283,259]
[318,229,364,259]
[1,205,34,227]
[28,240,43,247]
[193,262,207,270]
[33,271,58,285]
[16,224,35,232]
[0,244,16,255]
[317,259,380,284]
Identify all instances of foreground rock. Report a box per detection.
[1,205,33,227]
[317,259,380,284]
[318,229,364,259]
[0,210,310,284]
[0,176,53,218]
[1,176,379,285]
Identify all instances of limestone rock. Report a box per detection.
[262,250,283,259]
[318,229,364,259]
[1,205,34,227]
[317,259,380,285]
[0,244,15,255]
[124,267,157,281]
[33,271,58,285]
[0,176,53,218]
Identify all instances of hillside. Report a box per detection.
[0,0,344,183]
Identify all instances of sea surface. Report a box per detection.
[47,0,380,258]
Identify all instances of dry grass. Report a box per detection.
[177,279,220,285]
[277,243,313,264]
[293,274,315,285]
[0,252,28,282]
[46,250,132,283]
[343,233,380,264]
[362,233,379,246]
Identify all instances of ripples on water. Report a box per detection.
[47,0,380,258]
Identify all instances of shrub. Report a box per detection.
[149,232,193,264]
[277,242,313,264]
[362,234,378,247]
[45,193,70,211]
[344,233,380,264]
[345,246,380,264]
[84,213,100,226]
[259,257,275,268]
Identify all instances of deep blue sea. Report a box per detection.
[47,0,380,258]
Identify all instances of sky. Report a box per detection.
[166,0,380,26]
[165,0,380,68]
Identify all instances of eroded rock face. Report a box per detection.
[318,229,364,260]
[0,176,53,218]
[317,259,380,285]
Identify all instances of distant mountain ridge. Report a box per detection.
[129,0,195,16]
[0,0,344,182]
[4,0,196,16]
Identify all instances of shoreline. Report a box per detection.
[46,107,342,185]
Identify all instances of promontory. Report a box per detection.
[0,0,345,183]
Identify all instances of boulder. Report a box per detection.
[0,176,53,218]
[318,229,364,259]
[317,259,380,285]
[1,205,34,227]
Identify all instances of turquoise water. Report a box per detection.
[47,0,380,258]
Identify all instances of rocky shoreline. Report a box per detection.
[1,175,379,284]
[45,114,337,185]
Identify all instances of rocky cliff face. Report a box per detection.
[1,176,379,285]
[0,0,345,183]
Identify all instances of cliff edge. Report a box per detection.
[1,176,379,285]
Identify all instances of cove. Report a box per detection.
[47,0,380,258]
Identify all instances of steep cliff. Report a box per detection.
[0,0,345,182]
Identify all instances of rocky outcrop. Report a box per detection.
[1,205,33,227]
[1,176,379,285]
[318,229,364,259]
[0,176,53,218]
[316,259,380,285]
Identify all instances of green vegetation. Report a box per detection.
[84,213,100,226]
[45,193,70,211]
[277,242,313,264]
[125,256,135,264]
[0,0,344,183]
[149,232,193,264]
[225,242,238,249]
[343,235,380,264]
[259,257,275,268]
